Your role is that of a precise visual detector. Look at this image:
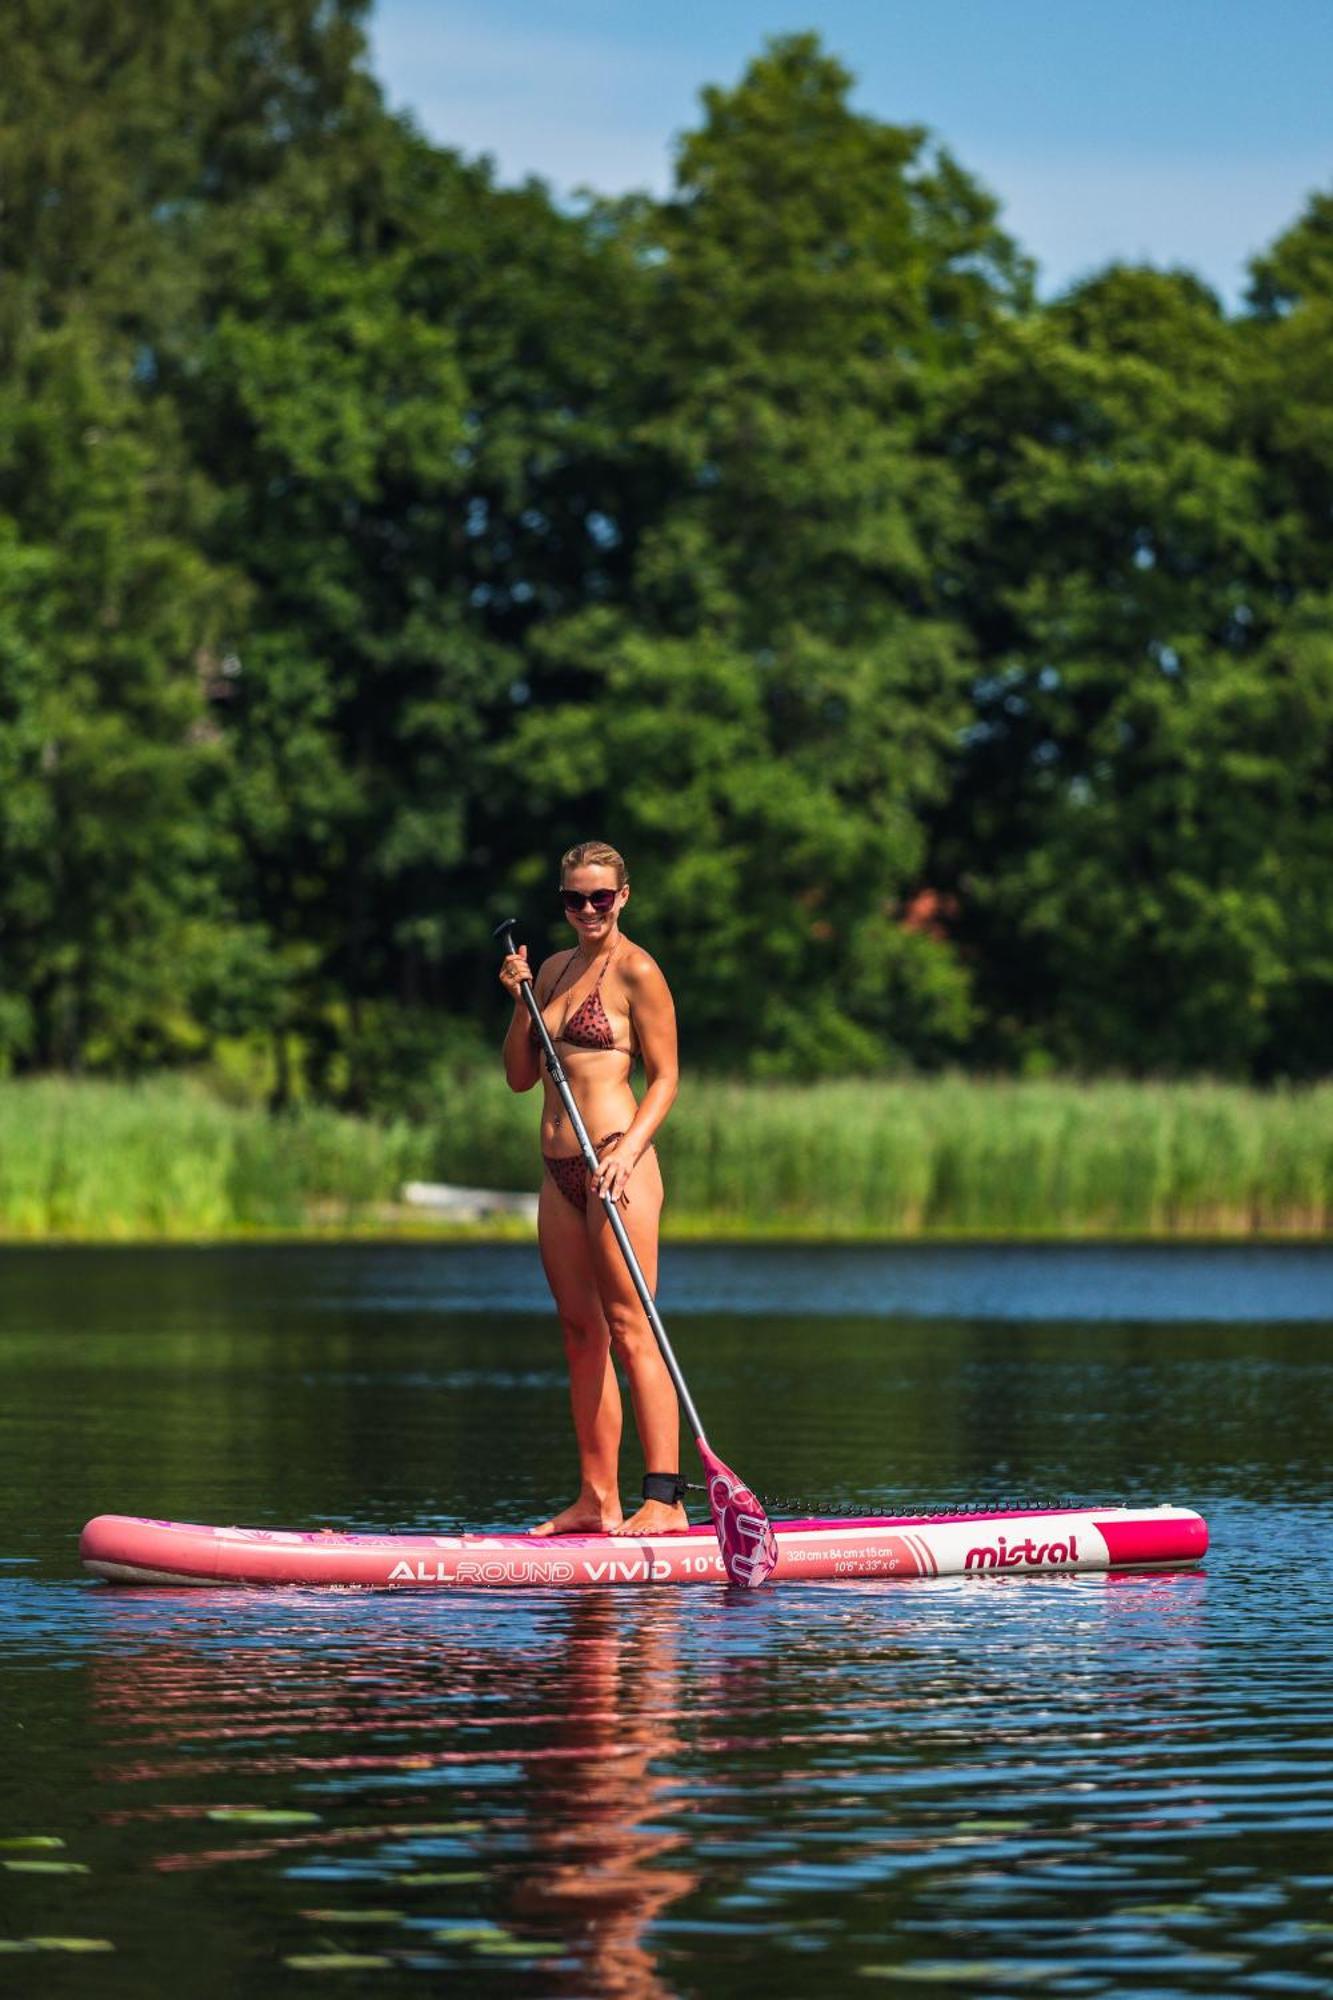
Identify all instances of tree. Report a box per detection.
[934,263,1331,1073]
[496,35,1031,1072]
[1241,190,1333,1073]
[166,117,646,1096]
[0,0,392,1079]
[0,323,239,1068]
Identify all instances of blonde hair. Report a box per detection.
[560,840,627,887]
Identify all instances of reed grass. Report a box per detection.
[660,1076,1333,1238]
[0,1077,433,1239]
[0,1072,1328,1240]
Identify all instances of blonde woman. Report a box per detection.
[499,841,683,1538]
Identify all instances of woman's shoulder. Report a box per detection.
[616,938,668,991]
[532,947,576,994]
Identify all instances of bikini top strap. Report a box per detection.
[545,947,579,1003]
[564,942,617,1000]
[529,948,580,1041]
[591,941,618,987]
[599,942,636,1053]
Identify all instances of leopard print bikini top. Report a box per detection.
[536,944,637,1055]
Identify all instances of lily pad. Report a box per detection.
[399,1871,486,1886]
[26,1938,115,1954]
[207,1809,322,1827]
[860,1967,1022,1985]
[299,1910,402,1926]
[473,1938,565,1958]
[2,1861,90,1876]
[284,1953,393,1972]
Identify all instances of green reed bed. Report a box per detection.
[654,1076,1333,1237]
[0,1073,1328,1240]
[0,1077,434,1239]
[429,1071,1333,1238]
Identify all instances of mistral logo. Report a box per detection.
[964,1533,1079,1571]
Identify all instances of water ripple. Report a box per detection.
[4,1251,1333,1994]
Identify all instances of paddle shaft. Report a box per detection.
[495,918,707,1445]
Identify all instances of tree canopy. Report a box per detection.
[1,9,1329,1091]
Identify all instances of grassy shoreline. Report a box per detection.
[0,1072,1329,1244]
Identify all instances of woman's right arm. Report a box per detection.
[500,946,543,1092]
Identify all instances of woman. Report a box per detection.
[499,840,684,1539]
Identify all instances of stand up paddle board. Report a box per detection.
[80,1503,1207,1589]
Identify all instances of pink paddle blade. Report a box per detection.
[699,1444,778,1588]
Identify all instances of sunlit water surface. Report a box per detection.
[3,1243,1332,1997]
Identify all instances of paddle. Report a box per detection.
[495,917,778,1588]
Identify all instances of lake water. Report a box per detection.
[3,1242,1332,1996]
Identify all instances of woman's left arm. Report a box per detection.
[590,950,678,1205]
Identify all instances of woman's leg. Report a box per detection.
[587,1150,688,1537]
[531,1173,624,1535]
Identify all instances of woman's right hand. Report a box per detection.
[499,945,532,1000]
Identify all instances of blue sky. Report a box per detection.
[368,1,1332,304]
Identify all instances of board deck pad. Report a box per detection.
[80,1504,1208,1589]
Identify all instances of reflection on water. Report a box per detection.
[2,1244,1333,1995]
[84,1593,694,1994]
[14,1535,1333,1995]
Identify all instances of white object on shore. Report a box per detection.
[401,1181,538,1224]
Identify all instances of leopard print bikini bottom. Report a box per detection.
[542,1133,636,1214]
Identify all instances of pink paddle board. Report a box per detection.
[80,1503,1207,1589]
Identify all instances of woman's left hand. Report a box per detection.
[591,1138,640,1207]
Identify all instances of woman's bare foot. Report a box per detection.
[615,1501,690,1538]
[530,1493,623,1538]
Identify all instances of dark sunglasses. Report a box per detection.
[560,887,619,914]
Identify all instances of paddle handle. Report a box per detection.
[494,918,707,1445]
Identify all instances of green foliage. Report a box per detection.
[0,1076,433,1236]
[166,116,646,1079]
[0,321,240,1068]
[500,36,1030,1071]
[0,9,1329,1092]
[0,1075,1325,1240]
[414,1070,1333,1238]
[935,261,1333,1073]
[0,0,376,1075]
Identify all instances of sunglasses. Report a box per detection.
[560,887,619,914]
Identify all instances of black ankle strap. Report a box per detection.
[642,1472,688,1505]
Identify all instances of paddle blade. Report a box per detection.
[699,1445,778,1588]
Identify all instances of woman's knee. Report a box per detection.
[559,1309,607,1354]
[605,1301,654,1362]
